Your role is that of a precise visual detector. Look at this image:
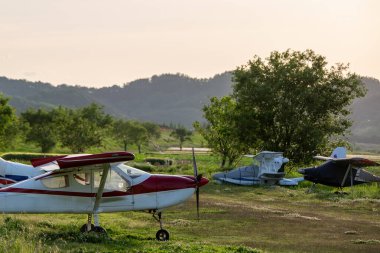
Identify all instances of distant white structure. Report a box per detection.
[213,151,303,186]
[166,147,211,153]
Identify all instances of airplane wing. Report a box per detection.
[31,151,135,172]
[331,157,380,168]
[313,155,333,161]
[314,156,379,167]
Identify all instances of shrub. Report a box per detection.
[144,158,173,166]
[128,162,155,172]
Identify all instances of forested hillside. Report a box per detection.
[0,73,232,126]
[0,74,379,150]
[350,77,380,150]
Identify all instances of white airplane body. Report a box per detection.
[0,151,208,240]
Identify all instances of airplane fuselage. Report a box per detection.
[0,161,208,213]
[299,161,379,187]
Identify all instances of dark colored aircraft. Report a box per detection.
[298,147,380,190]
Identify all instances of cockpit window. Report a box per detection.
[94,169,130,192]
[41,175,69,189]
[117,164,148,179]
[73,173,91,186]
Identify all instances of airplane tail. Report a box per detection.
[331,147,346,159]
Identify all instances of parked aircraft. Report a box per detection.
[213,151,303,186]
[0,150,208,241]
[298,147,380,191]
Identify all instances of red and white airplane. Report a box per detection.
[0,150,208,241]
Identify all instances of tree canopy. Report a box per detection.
[232,49,365,162]
[194,96,251,167]
[59,104,112,153]
[0,93,18,150]
[21,108,58,153]
[170,126,192,151]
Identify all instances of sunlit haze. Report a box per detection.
[0,0,379,87]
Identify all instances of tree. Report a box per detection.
[232,49,365,162]
[194,97,252,167]
[59,104,112,153]
[113,119,134,151]
[113,120,149,153]
[170,126,192,151]
[21,108,58,153]
[0,94,18,150]
[141,121,161,140]
[141,121,161,150]
[128,122,148,154]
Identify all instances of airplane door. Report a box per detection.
[92,169,134,211]
[71,171,94,212]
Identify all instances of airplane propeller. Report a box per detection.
[192,147,202,220]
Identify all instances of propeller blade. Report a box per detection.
[192,147,201,220]
[196,187,200,220]
[192,147,198,178]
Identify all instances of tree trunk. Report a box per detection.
[221,156,227,168]
[138,144,141,154]
[124,141,127,151]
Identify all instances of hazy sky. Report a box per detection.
[0,0,379,87]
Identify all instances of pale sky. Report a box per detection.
[0,0,379,87]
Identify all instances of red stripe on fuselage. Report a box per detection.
[0,178,16,185]
[0,175,197,197]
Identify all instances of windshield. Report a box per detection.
[117,164,148,179]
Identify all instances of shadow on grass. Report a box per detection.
[38,230,112,244]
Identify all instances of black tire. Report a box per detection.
[80,224,95,233]
[156,229,169,241]
[92,226,107,234]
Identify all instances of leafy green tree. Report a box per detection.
[141,121,161,140]
[0,94,18,150]
[80,103,113,128]
[141,121,161,149]
[59,104,112,153]
[21,108,58,153]
[113,120,148,153]
[232,49,365,162]
[129,122,148,154]
[170,126,192,151]
[194,97,252,167]
[113,119,134,151]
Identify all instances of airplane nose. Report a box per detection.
[198,177,209,187]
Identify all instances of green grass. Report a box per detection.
[0,214,261,253]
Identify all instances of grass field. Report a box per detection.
[1,152,380,252]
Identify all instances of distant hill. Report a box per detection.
[0,73,232,126]
[0,73,379,151]
[350,77,380,151]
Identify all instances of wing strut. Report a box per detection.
[350,166,353,187]
[341,164,351,187]
[93,165,110,213]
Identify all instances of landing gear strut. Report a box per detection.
[153,212,169,241]
[80,213,107,234]
[306,183,316,193]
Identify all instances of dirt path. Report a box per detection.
[177,185,380,253]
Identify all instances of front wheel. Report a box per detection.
[92,226,107,234]
[156,229,169,241]
[80,224,95,233]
